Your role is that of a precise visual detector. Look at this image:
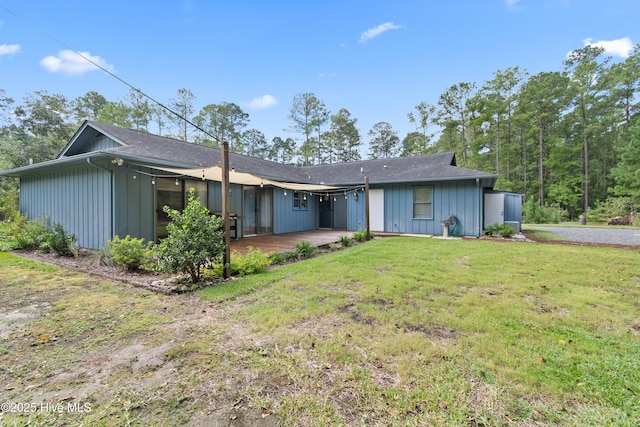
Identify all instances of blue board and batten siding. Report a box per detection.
[348,180,484,236]
[273,190,319,234]
[113,167,155,244]
[20,165,113,249]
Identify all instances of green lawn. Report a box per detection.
[1,237,639,426]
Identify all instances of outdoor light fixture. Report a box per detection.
[344,191,347,199]
[354,192,358,201]
[303,193,307,201]
[132,174,137,179]
[151,177,156,185]
[260,179,264,188]
[320,196,323,202]
[111,158,124,166]
[175,178,180,186]
[284,189,287,196]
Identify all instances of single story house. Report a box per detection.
[0,121,508,249]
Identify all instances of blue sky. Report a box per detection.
[1,0,638,146]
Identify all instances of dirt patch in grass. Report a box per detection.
[0,256,279,426]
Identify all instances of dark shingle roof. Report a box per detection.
[86,121,314,183]
[302,153,496,185]
[2,121,496,187]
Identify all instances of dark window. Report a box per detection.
[293,191,308,210]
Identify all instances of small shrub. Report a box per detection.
[522,198,567,224]
[206,248,273,277]
[231,247,273,276]
[294,240,316,258]
[338,235,353,247]
[42,222,78,257]
[9,216,52,250]
[156,190,224,283]
[353,229,373,242]
[485,223,515,238]
[268,252,285,264]
[108,235,154,271]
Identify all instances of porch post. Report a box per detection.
[365,177,372,241]
[221,140,231,278]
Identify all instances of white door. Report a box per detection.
[484,193,504,228]
[369,189,385,232]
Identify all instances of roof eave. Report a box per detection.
[322,174,498,187]
[0,150,208,178]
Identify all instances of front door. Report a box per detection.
[484,193,504,228]
[319,195,333,228]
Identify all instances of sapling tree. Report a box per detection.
[156,189,224,282]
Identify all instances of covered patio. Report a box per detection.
[229,230,353,254]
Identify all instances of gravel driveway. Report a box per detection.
[528,226,640,246]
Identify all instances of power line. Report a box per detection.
[0,3,221,145]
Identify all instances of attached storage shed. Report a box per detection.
[484,191,523,232]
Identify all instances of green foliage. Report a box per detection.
[0,186,19,221]
[294,240,316,258]
[0,216,76,256]
[268,252,286,264]
[522,198,568,224]
[484,223,515,238]
[611,119,640,205]
[108,235,154,271]
[7,216,51,250]
[208,247,273,277]
[338,234,353,247]
[41,222,77,257]
[156,190,224,283]
[353,229,373,242]
[586,197,635,224]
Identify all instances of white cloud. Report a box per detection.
[318,72,337,78]
[40,49,114,75]
[0,43,20,56]
[358,22,403,44]
[248,94,277,109]
[505,0,520,5]
[584,37,634,58]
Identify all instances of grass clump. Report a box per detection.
[294,240,316,258]
[338,234,353,247]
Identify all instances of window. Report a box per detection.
[184,180,208,208]
[293,191,308,210]
[156,178,208,239]
[413,187,432,218]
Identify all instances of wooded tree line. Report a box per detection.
[1,44,639,219]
